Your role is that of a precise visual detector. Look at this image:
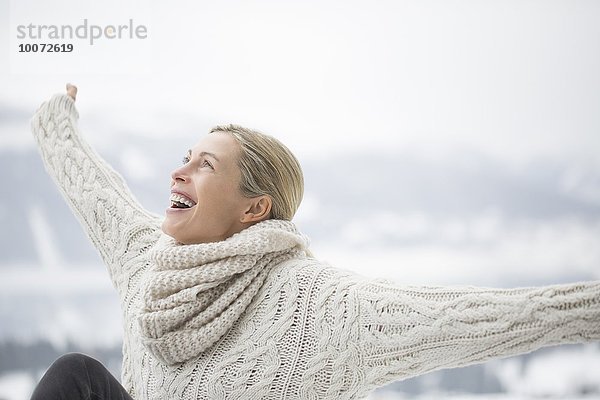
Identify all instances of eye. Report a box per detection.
[182,155,190,165]
[202,159,214,169]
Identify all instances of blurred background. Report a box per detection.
[1,0,600,399]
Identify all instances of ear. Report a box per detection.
[240,195,272,223]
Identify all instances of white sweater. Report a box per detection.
[31,93,600,400]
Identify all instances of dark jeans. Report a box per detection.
[30,353,133,400]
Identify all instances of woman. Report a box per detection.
[30,84,600,400]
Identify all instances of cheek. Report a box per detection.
[201,178,242,204]
[193,186,237,219]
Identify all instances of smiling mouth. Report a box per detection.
[170,193,197,209]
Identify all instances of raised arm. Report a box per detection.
[353,278,600,390]
[30,85,162,289]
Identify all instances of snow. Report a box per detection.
[0,372,35,400]
[494,344,600,397]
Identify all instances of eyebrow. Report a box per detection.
[187,149,220,162]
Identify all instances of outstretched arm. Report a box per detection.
[300,264,599,399]
[354,279,600,389]
[30,84,162,291]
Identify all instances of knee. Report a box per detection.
[45,352,106,383]
[49,352,93,372]
[31,353,96,400]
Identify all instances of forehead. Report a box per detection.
[191,132,240,162]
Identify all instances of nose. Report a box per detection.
[170,165,188,184]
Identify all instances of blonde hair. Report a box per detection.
[209,124,304,221]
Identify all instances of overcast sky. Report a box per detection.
[1,0,599,286]
[2,0,600,165]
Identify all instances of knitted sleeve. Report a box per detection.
[30,93,162,290]
[349,279,600,390]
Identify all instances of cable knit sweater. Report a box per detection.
[31,93,600,400]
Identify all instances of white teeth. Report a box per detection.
[169,193,196,208]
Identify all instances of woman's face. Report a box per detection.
[161,132,256,244]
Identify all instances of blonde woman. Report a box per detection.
[29,84,600,400]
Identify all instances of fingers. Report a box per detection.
[66,83,78,101]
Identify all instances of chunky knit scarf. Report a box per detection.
[137,219,310,365]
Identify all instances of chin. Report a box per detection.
[161,221,179,241]
[161,223,197,245]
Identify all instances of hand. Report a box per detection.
[66,83,78,101]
